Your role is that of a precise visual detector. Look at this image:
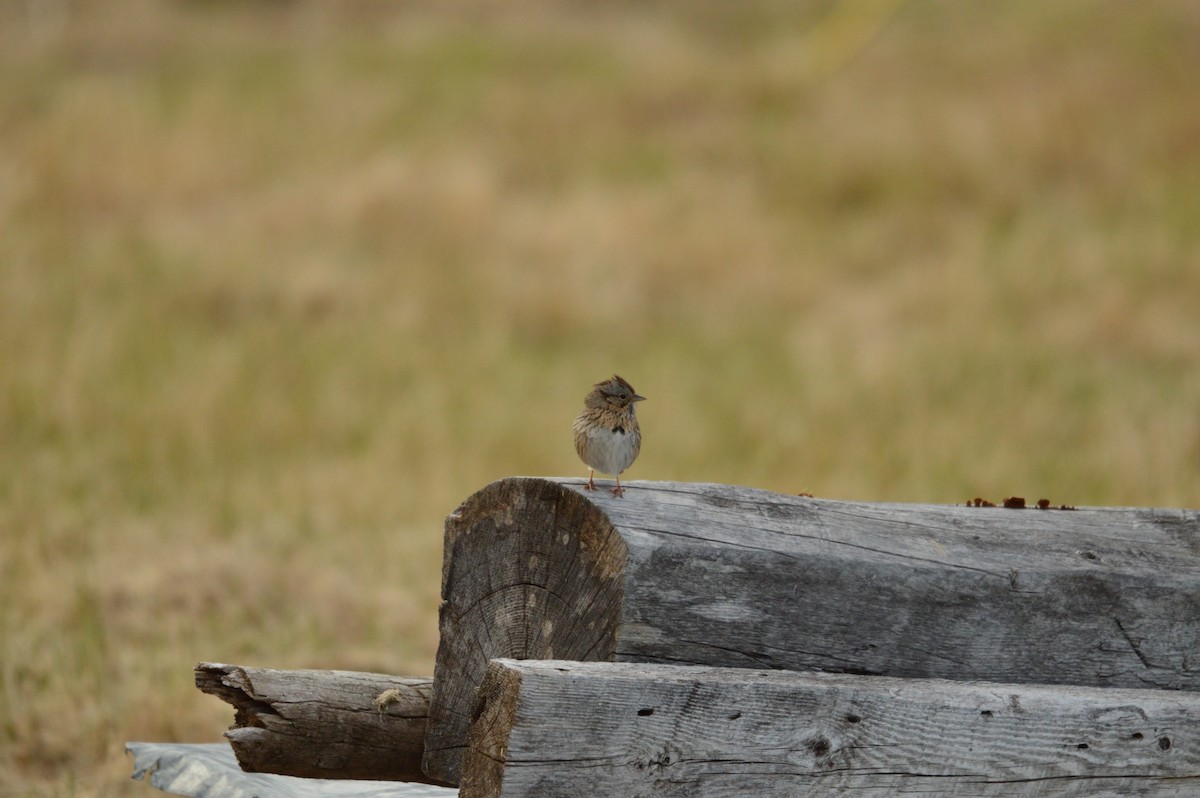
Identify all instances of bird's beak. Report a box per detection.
[633,394,646,402]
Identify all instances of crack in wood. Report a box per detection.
[1114,617,1159,672]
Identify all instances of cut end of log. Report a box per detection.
[423,478,628,785]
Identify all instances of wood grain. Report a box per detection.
[196,662,441,783]
[462,659,1200,798]
[424,477,1200,784]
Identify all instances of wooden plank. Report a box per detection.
[196,663,441,783]
[126,742,457,798]
[423,477,1200,784]
[461,659,1200,798]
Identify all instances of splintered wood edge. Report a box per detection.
[195,663,267,729]
[194,662,247,701]
[194,663,273,774]
[460,662,524,798]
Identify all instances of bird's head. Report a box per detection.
[591,374,645,410]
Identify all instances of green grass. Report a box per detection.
[2,1,1199,794]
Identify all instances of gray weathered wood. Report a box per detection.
[196,662,440,783]
[461,659,1200,798]
[424,477,1200,784]
[126,742,457,798]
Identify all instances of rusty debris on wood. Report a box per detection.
[967,496,1077,510]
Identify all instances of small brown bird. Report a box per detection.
[573,375,645,497]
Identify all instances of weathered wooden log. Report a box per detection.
[461,659,1200,798]
[423,477,1200,784]
[196,662,440,783]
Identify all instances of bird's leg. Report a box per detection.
[585,469,596,491]
[611,474,624,497]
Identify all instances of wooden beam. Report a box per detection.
[461,659,1200,798]
[423,477,1200,784]
[195,663,442,784]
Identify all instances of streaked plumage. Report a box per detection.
[573,375,644,497]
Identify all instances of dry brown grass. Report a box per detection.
[2,1,1199,794]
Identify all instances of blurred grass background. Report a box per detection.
[2,0,1199,794]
